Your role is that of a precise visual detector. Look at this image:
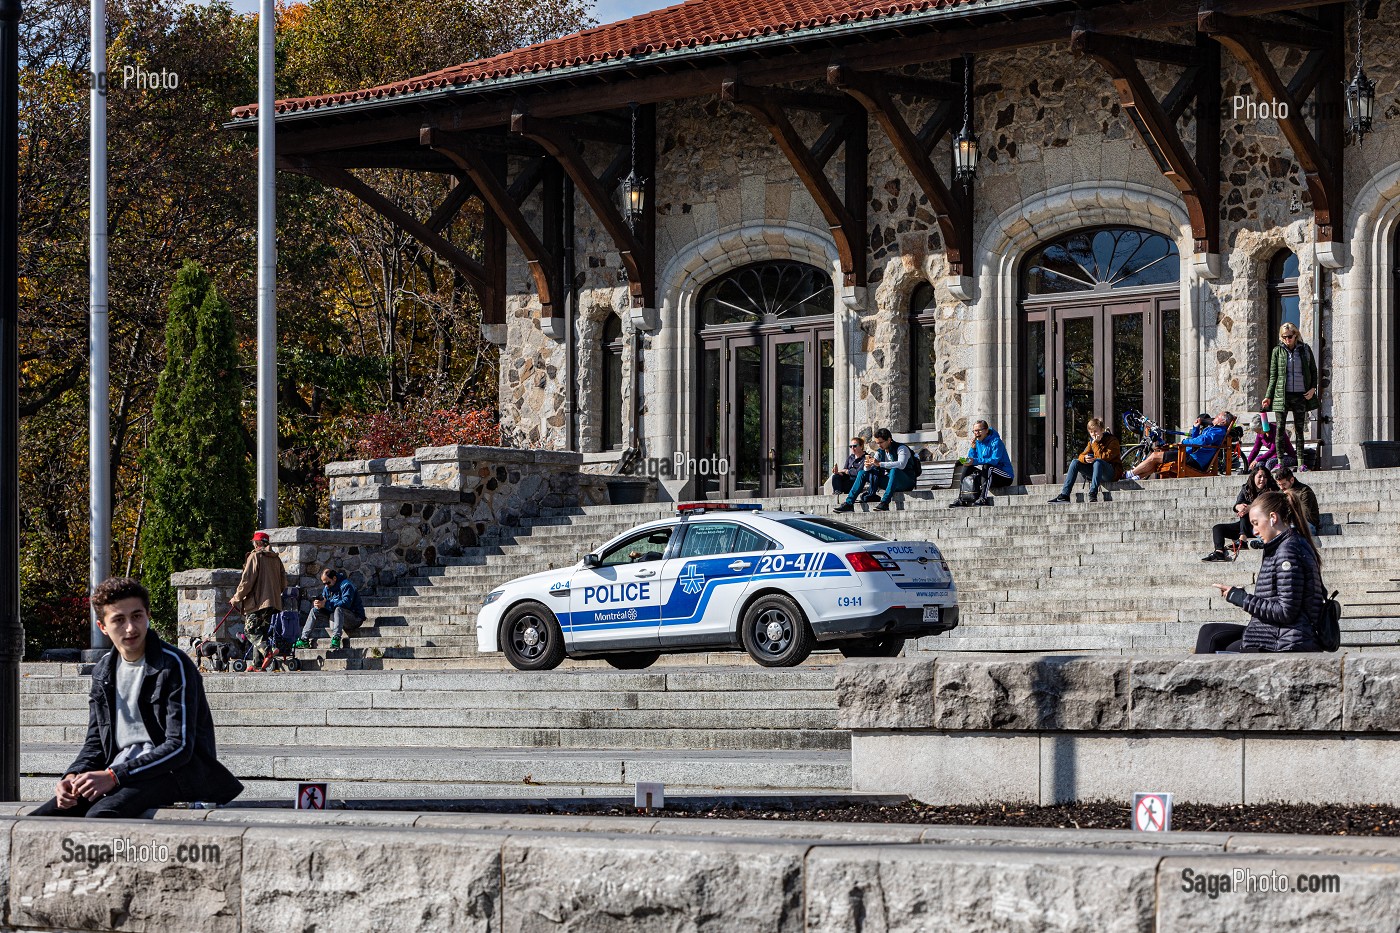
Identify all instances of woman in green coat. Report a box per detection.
[1262,322,1318,456]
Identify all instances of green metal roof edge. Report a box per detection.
[226,0,1064,129]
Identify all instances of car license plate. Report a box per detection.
[922,606,940,623]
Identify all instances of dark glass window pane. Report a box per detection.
[734,346,762,492]
[677,522,738,558]
[820,338,834,479]
[1162,308,1181,429]
[700,347,721,496]
[1113,313,1144,445]
[1024,227,1179,295]
[603,316,624,449]
[698,261,833,327]
[775,341,806,489]
[1063,317,1096,456]
[1025,319,1046,478]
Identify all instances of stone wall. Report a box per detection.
[6,810,1400,931]
[175,445,636,646]
[840,654,1400,805]
[485,3,1400,472]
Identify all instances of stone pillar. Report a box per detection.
[171,569,245,647]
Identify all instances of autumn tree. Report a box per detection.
[140,262,254,635]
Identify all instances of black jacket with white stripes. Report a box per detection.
[67,631,243,803]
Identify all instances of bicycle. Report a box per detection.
[1119,410,1165,473]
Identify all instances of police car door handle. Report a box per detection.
[728,560,752,571]
[634,569,656,578]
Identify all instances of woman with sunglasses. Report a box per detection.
[830,436,867,499]
[1262,323,1319,459]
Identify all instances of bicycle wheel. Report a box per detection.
[1121,443,1148,471]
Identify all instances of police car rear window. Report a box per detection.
[776,518,888,543]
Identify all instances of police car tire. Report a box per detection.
[740,593,814,668]
[500,602,566,671]
[603,652,661,670]
[838,635,906,658]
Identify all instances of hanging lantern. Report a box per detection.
[953,53,978,187]
[1346,0,1376,143]
[622,102,647,232]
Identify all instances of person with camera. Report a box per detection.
[834,428,918,513]
[295,567,366,651]
[1049,417,1122,503]
[1194,490,1324,653]
[949,420,1014,507]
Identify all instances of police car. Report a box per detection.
[477,503,958,670]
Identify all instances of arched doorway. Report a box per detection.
[1020,227,1181,483]
[696,261,835,498]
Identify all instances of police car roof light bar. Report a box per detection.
[676,502,763,514]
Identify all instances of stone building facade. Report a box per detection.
[250,0,1400,498]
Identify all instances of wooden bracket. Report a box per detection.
[424,126,560,317]
[829,62,973,278]
[512,108,654,309]
[723,79,867,287]
[1199,5,1344,248]
[288,158,494,313]
[1072,29,1221,257]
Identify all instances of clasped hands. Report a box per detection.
[55,769,117,806]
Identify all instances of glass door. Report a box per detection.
[729,337,763,498]
[767,333,811,497]
[1054,309,1100,476]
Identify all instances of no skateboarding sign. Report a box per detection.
[1131,792,1173,832]
[296,782,329,810]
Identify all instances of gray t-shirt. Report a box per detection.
[114,656,153,752]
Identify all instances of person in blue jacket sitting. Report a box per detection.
[950,420,1015,507]
[295,568,366,651]
[1123,410,1233,481]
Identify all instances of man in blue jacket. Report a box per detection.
[33,577,243,818]
[296,568,366,650]
[1124,410,1233,481]
[951,420,1015,507]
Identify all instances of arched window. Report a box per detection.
[1268,250,1301,341]
[908,283,937,431]
[602,315,624,450]
[698,261,833,327]
[1023,227,1180,295]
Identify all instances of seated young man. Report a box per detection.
[33,577,243,819]
[1124,410,1233,481]
[297,567,366,650]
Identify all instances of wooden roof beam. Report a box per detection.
[828,63,972,278]
[723,79,865,287]
[424,126,559,317]
[1197,9,1332,48]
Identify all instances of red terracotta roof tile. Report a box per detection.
[234,0,988,118]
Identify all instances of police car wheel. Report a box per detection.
[838,635,906,658]
[740,594,813,667]
[500,603,566,671]
[603,652,661,670]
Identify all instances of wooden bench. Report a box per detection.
[915,457,959,491]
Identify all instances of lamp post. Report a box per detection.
[256,0,278,530]
[0,0,22,802]
[953,53,979,189]
[1345,0,1376,144]
[87,0,110,657]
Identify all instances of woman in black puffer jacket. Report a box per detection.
[1195,490,1324,653]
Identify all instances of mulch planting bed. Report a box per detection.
[521,800,1400,836]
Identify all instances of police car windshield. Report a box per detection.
[776,517,887,543]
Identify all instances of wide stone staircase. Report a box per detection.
[19,665,848,800]
[307,466,1400,666]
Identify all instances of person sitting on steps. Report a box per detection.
[1049,417,1122,503]
[1123,410,1233,481]
[1202,464,1278,562]
[295,568,366,651]
[1242,411,1297,471]
[834,428,917,513]
[950,420,1014,508]
[830,436,867,499]
[1195,490,1324,654]
[1276,466,1320,536]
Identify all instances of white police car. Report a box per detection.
[477,503,958,670]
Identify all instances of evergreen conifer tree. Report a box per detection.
[141,261,254,635]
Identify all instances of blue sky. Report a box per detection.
[224,0,671,29]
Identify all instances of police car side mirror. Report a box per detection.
[583,553,601,568]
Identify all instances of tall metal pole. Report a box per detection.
[256,0,278,530]
[0,0,24,802]
[88,0,110,651]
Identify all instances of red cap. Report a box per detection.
[253,532,270,543]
